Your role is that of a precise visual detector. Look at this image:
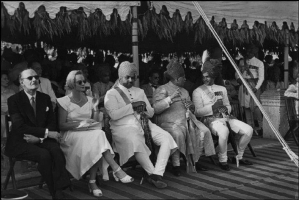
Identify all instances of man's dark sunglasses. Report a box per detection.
[76,80,87,85]
[23,75,39,81]
[153,77,160,80]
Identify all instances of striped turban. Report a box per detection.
[118,61,137,78]
[165,59,185,80]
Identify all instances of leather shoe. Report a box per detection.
[196,163,209,171]
[52,190,65,199]
[147,174,167,189]
[231,157,253,165]
[172,166,181,177]
[219,162,230,171]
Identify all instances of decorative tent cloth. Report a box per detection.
[1,1,298,51]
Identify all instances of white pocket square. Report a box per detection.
[46,107,49,112]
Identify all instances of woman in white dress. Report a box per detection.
[57,70,133,197]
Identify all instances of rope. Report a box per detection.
[192,1,298,167]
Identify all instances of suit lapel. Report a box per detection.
[20,90,37,125]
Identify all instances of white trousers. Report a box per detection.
[136,123,178,176]
[209,118,253,162]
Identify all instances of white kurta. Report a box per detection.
[104,84,178,166]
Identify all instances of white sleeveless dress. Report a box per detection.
[57,96,114,180]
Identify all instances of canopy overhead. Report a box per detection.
[2,1,140,20]
[151,1,299,29]
[1,1,298,53]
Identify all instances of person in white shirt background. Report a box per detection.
[235,44,264,137]
[284,73,299,114]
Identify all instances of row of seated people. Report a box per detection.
[4,59,254,199]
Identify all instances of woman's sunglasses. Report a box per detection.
[23,75,40,81]
[76,80,87,85]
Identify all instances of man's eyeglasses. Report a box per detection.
[153,77,160,80]
[23,75,39,81]
[76,80,87,85]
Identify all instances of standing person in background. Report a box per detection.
[141,69,161,105]
[235,44,264,137]
[1,71,15,138]
[262,55,273,92]
[284,73,299,114]
[93,64,114,109]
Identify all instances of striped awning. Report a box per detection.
[151,1,299,29]
[2,1,140,21]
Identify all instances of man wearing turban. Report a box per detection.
[104,61,178,189]
[235,44,264,137]
[193,62,254,171]
[152,59,215,177]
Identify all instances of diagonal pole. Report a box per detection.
[192,1,298,167]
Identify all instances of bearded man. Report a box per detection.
[104,61,178,189]
[193,61,254,171]
[152,59,215,177]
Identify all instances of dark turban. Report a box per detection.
[165,59,185,80]
[202,60,221,79]
[247,44,259,55]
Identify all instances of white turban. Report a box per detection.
[118,61,137,78]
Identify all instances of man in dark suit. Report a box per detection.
[141,69,160,105]
[5,69,70,199]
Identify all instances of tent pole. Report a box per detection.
[132,6,139,87]
[284,29,289,88]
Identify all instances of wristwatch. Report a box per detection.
[39,138,45,143]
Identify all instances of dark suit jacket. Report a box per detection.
[5,90,56,157]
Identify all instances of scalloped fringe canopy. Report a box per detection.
[151,1,298,28]
[2,1,141,21]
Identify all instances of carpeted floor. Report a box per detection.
[4,138,297,199]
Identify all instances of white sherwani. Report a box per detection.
[193,84,253,162]
[104,84,177,176]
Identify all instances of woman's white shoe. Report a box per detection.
[88,180,102,197]
[112,167,134,183]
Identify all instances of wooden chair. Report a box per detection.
[2,115,44,190]
[284,97,299,146]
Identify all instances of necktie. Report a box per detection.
[31,97,36,116]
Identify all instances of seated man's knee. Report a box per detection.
[216,127,229,140]
[38,149,52,163]
[244,124,254,137]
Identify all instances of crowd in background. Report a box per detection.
[1,44,299,144]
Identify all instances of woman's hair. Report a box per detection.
[65,70,83,90]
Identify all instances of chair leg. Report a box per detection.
[284,129,292,140]
[209,156,217,165]
[11,165,17,190]
[247,143,257,157]
[38,177,44,189]
[3,164,13,190]
[291,126,299,146]
[228,132,238,155]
